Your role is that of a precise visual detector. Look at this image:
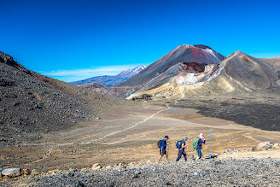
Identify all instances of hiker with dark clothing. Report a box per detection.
[196,133,206,160]
[176,136,188,162]
[157,136,169,164]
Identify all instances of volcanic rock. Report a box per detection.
[0,168,4,177]
[4,159,280,186]
[23,168,31,175]
[2,168,21,177]
[92,163,102,170]
[0,52,24,69]
[252,141,274,151]
[31,169,40,175]
[273,143,280,149]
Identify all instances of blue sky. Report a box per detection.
[1,0,280,82]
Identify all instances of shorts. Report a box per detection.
[160,149,167,156]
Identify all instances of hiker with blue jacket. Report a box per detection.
[176,136,188,162]
[193,133,206,160]
[157,136,169,164]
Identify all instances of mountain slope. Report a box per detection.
[125,49,280,99]
[70,65,146,87]
[259,57,280,85]
[119,44,224,88]
[0,51,120,136]
[221,51,279,90]
[78,83,136,98]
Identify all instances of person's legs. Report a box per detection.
[158,149,164,164]
[157,155,162,164]
[196,149,201,160]
[183,152,187,161]
[176,150,183,161]
[165,152,169,163]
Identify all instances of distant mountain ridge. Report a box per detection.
[71,44,280,100]
[119,44,224,88]
[70,65,146,87]
[117,44,280,100]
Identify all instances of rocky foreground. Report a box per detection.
[1,157,280,186]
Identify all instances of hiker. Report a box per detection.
[176,136,188,162]
[193,133,206,160]
[157,135,169,164]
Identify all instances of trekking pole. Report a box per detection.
[210,128,212,159]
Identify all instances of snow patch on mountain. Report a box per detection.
[70,65,146,87]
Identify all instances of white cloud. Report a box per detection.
[39,64,144,82]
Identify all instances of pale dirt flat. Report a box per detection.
[2,103,280,172]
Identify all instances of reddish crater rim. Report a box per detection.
[193,44,212,50]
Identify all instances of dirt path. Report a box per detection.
[90,104,171,143]
[2,103,280,171]
[24,104,172,165]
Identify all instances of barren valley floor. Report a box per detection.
[2,102,280,172]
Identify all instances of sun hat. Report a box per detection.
[199,133,204,139]
[164,135,169,139]
[183,136,188,140]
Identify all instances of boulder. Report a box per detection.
[223,149,240,154]
[31,169,40,175]
[187,154,195,160]
[92,163,102,170]
[0,168,3,178]
[2,168,21,177]
[48,169,59,175]
[214,160,222,165]
[252,141,274,151]
[23,168,31,175]
[273,143,280,149]
[132,174,139,178]
[146,160,151,164]
[128,162,136,166]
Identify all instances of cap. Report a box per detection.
[164,135,169,139]
[183,136,188,140]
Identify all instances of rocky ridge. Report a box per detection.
[0,51,125,143]
[78,83,136,98]
[2,157,280,186]
[70,65,146,87]
[260,57,280,85]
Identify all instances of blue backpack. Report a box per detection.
[176,140,183,149]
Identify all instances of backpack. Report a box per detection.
[192,138,200,149]
[157,140,162,148]
[176,140,183,149]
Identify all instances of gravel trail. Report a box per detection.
[2,158,280,186]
